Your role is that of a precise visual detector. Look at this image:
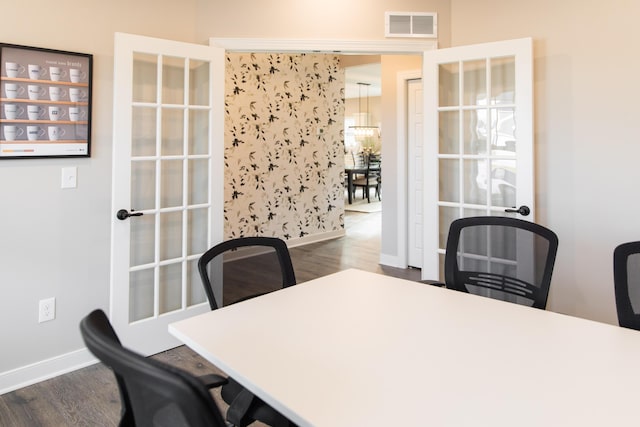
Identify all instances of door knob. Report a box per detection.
[504,205,530,216]
[116,209,143,220]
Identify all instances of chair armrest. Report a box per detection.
[198,373,228,388]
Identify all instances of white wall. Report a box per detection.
[450,0,640,324]
[0,0,199,389]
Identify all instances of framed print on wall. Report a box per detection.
[0,43,92,159]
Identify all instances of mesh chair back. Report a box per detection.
[445,216,558,309]
[614,241,640,330]
[198,236,296,310]
[80,310,226,427]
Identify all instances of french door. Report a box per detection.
[110,33,224,354]
[421,38,534,280]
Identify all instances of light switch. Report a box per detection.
[61,167,77,189]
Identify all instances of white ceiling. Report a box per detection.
[344,63,381,99]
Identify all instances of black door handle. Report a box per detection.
[504,205,530,216]
[116,209,144,220]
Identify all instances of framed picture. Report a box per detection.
[0,43,92,159]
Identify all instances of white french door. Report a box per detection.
[422,38,534,281]
[110,33,224,354]
[407,78,424,268]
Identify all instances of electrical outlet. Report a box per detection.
[39,297,56,323]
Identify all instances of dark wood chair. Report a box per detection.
[352,153,381,203]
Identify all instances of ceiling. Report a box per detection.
[344,63,381,99]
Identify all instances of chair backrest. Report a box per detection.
[614,241,640,330]
[444,216,559,309]
[198,236,296,310]
[80,309,226,427]
[79,309,135,427]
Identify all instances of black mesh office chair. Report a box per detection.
[614,241,640,330]
[198,236,296,426]
[443,216,559,309]
[79,309,227,427]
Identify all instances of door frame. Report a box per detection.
[210,38,435,268]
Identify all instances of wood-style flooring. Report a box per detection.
[0,210,421,426]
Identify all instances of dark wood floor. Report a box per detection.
[0,210,421,426]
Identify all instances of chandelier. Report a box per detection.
[349,82,380,138]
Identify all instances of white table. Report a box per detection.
[169,269,640,426]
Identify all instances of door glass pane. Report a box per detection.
[131,160,156,210]
[491,107,516,153]
[463,110,487,155]
[491,159,516,207]
[188,208,208,255]
[161,159,183,208]
[187,259,207,306]
[439,111,459,154]
[189,60,210,106]
[464,159,487,205]
[130,213,155,266]
[132,107,157,157]
[463,60,486,106]
[188,159,209,205]
[159,262,182,314]
[439,159,459,203]
[439,62,459,107]
[130,268,154,322]
[161,108,184,156]
[133,53,157,103]
[491,56,515,105]
[439,206,459,249]
[189,109,209,155]
[162,56,184,105]
[159,211,182,261]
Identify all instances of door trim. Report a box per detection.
[210,38,437,54]
[210,38,433,268]
[394,70,421,268]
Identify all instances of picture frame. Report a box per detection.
[0,43,92,159]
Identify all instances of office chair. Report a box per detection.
[614,241,640,330]
[198,236,296,426]
[79,309,228,427]
[442,216,558,309]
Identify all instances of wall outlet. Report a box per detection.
[39,297,56,323]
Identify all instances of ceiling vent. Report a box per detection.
[385,12,437,38]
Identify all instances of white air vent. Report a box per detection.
[385,12,437,38]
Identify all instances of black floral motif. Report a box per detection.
[225,53,345,240]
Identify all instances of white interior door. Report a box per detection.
[110,33,224,355]
[407,78,424,268]
[422,38,534,281]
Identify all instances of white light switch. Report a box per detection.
[61,167,77,189]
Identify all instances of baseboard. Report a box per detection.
[286,229,345,248]
[0,348,97,395]
[379,253,407,269]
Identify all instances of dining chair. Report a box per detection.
[439,216,559,309]
[198,236,297,426]
[80,309,228,427]
[614,241,640,330]
[352,153,381,203]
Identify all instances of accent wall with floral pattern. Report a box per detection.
[224,53,345,241]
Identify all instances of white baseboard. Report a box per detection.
[286,229,345,248]
[379,253,407,269]
[0,348,97,395]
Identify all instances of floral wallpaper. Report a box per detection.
[224,53,345,240]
